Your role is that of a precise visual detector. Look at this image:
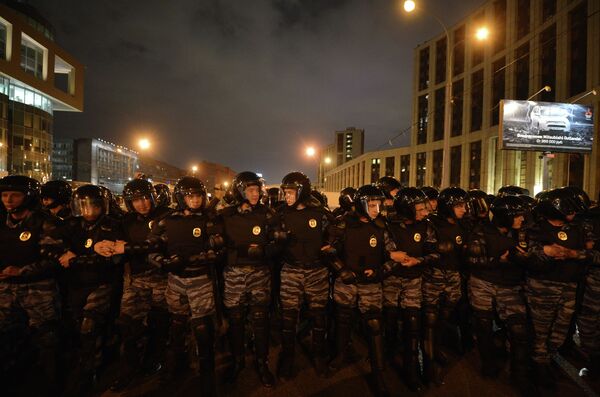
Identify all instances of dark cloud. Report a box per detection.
[28,0,485,184]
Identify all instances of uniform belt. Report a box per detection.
[178,266,211,279]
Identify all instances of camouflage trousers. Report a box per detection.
[280,264,329,311]
[166,273,215,320]
[526,277,577,364]
[468,276,526,321]
[120,270,168,322]
[383,275,422,310]
[223,265,271,309]
[0,279,58,328]
[68,283,113,324]
[422,267,462,309]
[334,280,382,314]
[577,267,600,356]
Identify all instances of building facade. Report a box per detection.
[317,127,365,189]
[324,0,599,200]
[0,1,84,181]
[73,138,138,194]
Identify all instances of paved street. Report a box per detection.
[97,332,597,397]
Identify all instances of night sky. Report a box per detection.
[29,0,484,183]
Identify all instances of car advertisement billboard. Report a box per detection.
[499,100,594,153]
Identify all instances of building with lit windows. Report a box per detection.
[324,0,599,200]
[0,1,84,181]
[317,127,364,189]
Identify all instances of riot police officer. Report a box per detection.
[332,187,356,218]
[421,186,439,214]
[41,180,72,220]
[465,196,532,393]
[276,172,332,379]
[147,176,223,396]
[422,187,469,384]
[154,183,172,209]
[0,176,61,396]
[51,184,125,396]
[384,187,439,390]
[219,171,279,387]
[328,185,392,396]
[526,187,593,389]
[109,179,172,391]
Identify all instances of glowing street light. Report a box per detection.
[223,181,229,187]
[475,26,490,41]
[324,157,332,164]
[305,147,316,157]
[138,138,151,151]
[191,165,198,174]
[403,0,416,12]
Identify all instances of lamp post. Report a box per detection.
[404,1,488,188]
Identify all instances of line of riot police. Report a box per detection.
[1,172,600,397]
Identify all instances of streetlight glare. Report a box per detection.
[192,165,198,172]
[324,157,332,164]
[403,0,416,12]
[138,138,151,150]
[475,26,490,41]
[306,147,316,157]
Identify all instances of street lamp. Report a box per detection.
[138,138,151,151]
[191,165,198,175]
[305,146,316,157]
[403,0,489,187]
[403,0,415,12]
[475,26,490,41]
[324,157,332,164]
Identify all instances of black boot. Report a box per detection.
[144,308,171,375]
[160,314,188,386]
[64,317,100,397]
[311,309,328,377]
[277,309,298,381]
[422,308,443,385]
[365,316,389,397]
[473,310,499,378]
[32,322,59,397]
[192,317,217,397]
[383,306,401,366]
[403,309,422,392]
[110,316,145,391]
[508,320,537,396]
[251,305,275,387]
[225,307,246,383]
[328,304,353,373]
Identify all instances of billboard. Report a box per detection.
[499,100,594,153]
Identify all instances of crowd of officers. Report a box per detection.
[0,171,599,397]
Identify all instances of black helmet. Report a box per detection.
[97,186,125,217]
[497,185,529,198]
[338,187,356,212]
[0,175,41,213]
[72,185,109,218]
[420,186,439,201]
[41,180,72,209]
[280,172,311,207]
[562,186,590,213]
[376,176,402,199]
[393,187,428,220]
[311,190,328,207]
[468,189,489,218]
[154,184,171,208]
[535,187,580,221]
[123,179,157,213]
[354,185,385,219]
[174,176,207,211]
[437,187,468,219]
[264,187,280,208]
[222,186,236,206]
[232,171,265,205]
[490,196,526,229]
